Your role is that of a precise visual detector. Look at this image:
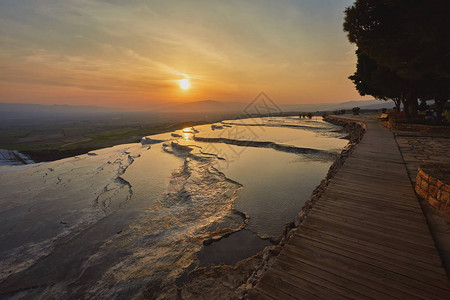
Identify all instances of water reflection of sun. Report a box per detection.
[182,127,192,140]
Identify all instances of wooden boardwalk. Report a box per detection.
[250,117,450,299]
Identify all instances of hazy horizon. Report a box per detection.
[0,0,371,109]
[0,98,386,114]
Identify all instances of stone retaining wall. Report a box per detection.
[385,119,449,133]
[324,116,367,143]
[415,165,450,214]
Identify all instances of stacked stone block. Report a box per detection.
[415,166,450,214]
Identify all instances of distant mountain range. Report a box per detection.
[159,99,395,113]
[0,103,118,113]
[279,99,396,112]
[0,99,394,117]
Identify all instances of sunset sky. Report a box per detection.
[0,0,370,109]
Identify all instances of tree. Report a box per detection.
[349,49,409,117]
[344,0,449,80]
[344,0,449,122]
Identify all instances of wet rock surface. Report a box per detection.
[157,254,264,300]
[0,149,34,166]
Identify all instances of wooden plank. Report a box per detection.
[294,226,447,276]
[251,283,296,300]
[299,222,442,267]
[332,176,412,191]
[319,187,421,210]
[281,246,422,299]
[314,199,427,225]
[269,267,349,300]
[340,164,406,176]
[312,204,431,235]
[336,163,410,177]
[336,166,412,182]
[351,153,404,164]
[274,255,377,299]
[320,188,423,210]
[316,195,426,220]
[350,146,401,153]
[343,157,406,171]
[341,160,403,168]
[328,178,415,195]
[334,172,412,188]
[302,214,440,258]
[289,234,450,290]
[311,204,430,236]
[284,239,450,298]
[315,196,425,224]
[259,270,321,299]
[326,181,416,200]
[319,192,424,215]
[352,152,403,160]
[248,288,276,300]
[352,151,403,158]
[305,211,436,254]
[323,189,415,205]
[311,209,434,245]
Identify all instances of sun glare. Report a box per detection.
[179,78,190,90]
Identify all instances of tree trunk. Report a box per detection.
[393,98,401,112]
[407,93,418,120]
[400,93,411,120]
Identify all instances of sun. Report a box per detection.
[179,78,190,90]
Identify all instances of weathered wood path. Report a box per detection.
[250,117,450,299]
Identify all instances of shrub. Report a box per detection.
[444,110,450,121]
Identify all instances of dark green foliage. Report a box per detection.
[352,107,360,115]
[344,0,450,123]
[344,0,450,80]
[349,50,407,100]
[333,110,346,115]
[339,109,346,115]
